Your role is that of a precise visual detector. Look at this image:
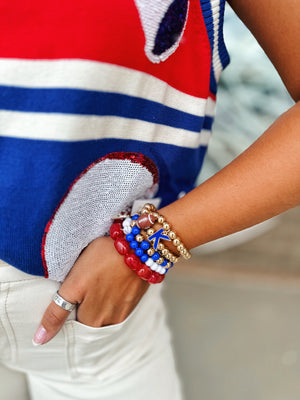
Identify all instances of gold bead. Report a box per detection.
[177,244,184,252]
[165,252,172,260]
[163,222,170,231]
[141,209,148,214]
[162,249,168,256]
[169,231,176,240]
[147,228,154,236]
[152,212,159,219]
[167,262,171,269]
[173,238,180,246]
[157,243,165,251]
[143,203,152,210]
[158,216,165,224]
[170,255,176,263]
[157,257,164,265]
[147,248,155,256]
[136,234,143,242]
[173,257,179,263]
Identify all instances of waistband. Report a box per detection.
[0,259,9,267]
[0,260,43,282]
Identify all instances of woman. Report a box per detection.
[0,0,299,399]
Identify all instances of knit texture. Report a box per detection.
[42,153,158,281]
[0,0,229,278]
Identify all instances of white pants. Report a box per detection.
[0,261,182,400]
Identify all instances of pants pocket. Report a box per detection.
[1,275,68,374]
[65,284,166,381]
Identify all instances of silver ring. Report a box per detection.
[53,291,76,312]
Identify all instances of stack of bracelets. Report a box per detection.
[109,203,191,284]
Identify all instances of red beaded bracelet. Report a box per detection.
[109,221,165,284]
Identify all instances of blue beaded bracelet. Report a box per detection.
[121,216,172,275]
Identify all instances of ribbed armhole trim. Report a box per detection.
[199,0,230,95]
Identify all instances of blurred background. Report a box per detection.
[163,5,300,400]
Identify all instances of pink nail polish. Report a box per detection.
[33,325,48,346]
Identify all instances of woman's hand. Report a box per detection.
[33,236,149,345]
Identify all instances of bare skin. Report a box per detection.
[160,102,300,249]
[35,237,149,344]
[34,0,300,344]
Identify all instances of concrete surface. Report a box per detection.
[164,270,300,400]
[163,207,300,400]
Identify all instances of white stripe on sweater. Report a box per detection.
[0,58,215,117]
[0,110,212,148]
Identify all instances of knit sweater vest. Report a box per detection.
[0,0,229,280]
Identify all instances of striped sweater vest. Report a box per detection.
[0,0,229,280]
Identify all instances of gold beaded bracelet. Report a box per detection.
[138,204,191,260]
[143,228,180,264]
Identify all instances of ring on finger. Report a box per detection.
[53,291,76,312]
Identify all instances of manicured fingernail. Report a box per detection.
[33,325,48,346]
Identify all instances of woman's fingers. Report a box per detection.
[32,278,82,346]
[32,298,73,346]
[32,236,149,345]
[32,263,84,345]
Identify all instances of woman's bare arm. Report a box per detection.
[160,102,300,249]
[159,0,300,248]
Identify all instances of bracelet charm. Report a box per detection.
[109,203,191,284]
